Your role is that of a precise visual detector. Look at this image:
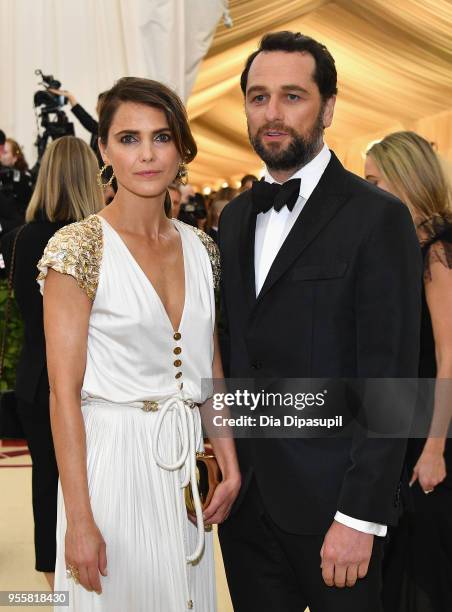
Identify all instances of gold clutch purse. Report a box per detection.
[185,442,222,514]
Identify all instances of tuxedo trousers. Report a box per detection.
[219,476,384,612]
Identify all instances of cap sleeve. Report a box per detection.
[191,227,220,291]
[37,214,103,300]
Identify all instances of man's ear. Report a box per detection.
[98,138,110,166]
[322,95,336,129]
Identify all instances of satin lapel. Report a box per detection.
[255,153,349,306]
[238,192,258,309]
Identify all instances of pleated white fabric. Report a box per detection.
[39,216,217,612]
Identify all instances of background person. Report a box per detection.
[168,182,182,218]
[178,183,207,228]
[0,138,33,236]
[239,173,258,191]
[1,137,30,172]
[366,131,452,612]
[206,188,238,243]
[0,136,104,589]
[48,88,107,159]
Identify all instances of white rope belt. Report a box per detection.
[81,394,205,565]
[151,396,205,564]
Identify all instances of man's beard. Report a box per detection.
[248,109,324,171]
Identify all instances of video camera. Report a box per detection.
[180,194,207,220]
[0,167,17,194]
[33,69,74,164]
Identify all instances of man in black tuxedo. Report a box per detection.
[217,32,422,611]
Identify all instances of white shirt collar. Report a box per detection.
[263,143,331,201]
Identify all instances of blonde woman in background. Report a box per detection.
[365,131,452,612]
[0,136,103,589]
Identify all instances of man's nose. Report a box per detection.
[264,96,283,123]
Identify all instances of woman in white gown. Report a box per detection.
[37,77,241,612]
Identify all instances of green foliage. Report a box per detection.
[0,278,24,391]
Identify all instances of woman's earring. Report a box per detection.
[176,163,188,185]
[97,164,115,189]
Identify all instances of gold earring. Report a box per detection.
[97,164,115,189]
[176,163,188,185]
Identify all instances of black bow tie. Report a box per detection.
[251,178,301,215]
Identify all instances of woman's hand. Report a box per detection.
[410,449,446,493]
[65,519,108,594]
[202,473,241,525]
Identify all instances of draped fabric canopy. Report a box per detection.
[0,0,225,168]
[0,1,450,189]
[187,0,452,189]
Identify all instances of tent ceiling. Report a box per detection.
[187,0,452,189]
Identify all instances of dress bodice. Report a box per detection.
[419,222,452,378]
[37,214,219,404]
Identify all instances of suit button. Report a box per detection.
[251,361,262,370]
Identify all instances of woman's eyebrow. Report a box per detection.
[113,127,170,136]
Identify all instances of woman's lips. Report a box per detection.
[135,170,162,178]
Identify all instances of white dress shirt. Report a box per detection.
[253,143,387,537]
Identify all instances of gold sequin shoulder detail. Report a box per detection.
[37,214,103,300]
[183,224,220,290]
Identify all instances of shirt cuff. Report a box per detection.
[334,511,387,537]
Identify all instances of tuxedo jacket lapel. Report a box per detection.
[255,153,349,305]
[238,193,258,309]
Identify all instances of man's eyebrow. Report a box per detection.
[246,85,267,97]
[281,85,310,95]
[246,84,310,96]
[113,127,170,136]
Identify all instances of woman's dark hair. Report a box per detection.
[240,31,338,102]
[98,77,197,164]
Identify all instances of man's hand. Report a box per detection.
[320,520,374,588]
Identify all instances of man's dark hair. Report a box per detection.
[0,130,5,146]
[240,174,258,187]
[240,31,338,101]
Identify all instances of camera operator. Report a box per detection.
[48,88,106,163]
[47,87,116,205]
[0,136,33,236]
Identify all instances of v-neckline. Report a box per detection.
[97,215,187,334]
